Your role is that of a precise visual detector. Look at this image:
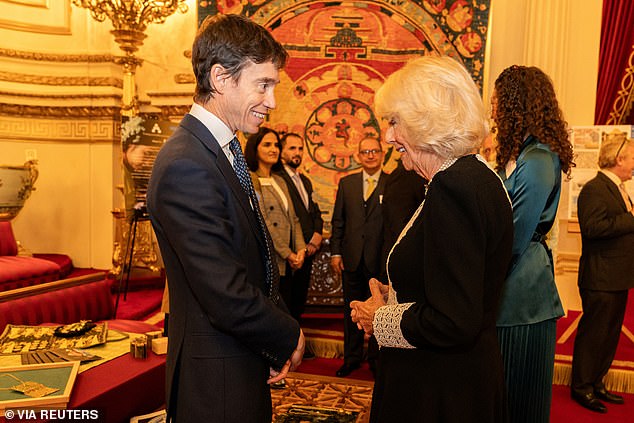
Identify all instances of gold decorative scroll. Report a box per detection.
[607,47,634,125]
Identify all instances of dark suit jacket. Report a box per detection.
[380,161,427,270]
[371,155,513,421]
[577,171,634,291]
[147,114,299,422]
[330,171,387,274]
[275,168,323,243]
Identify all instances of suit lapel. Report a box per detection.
[353,172,364,206]
[299,174,313,211]
[279,170,308,213]
[180,115,266,247]
[599,172,630,212]
[278,171,301,211]
[267,177,291,219]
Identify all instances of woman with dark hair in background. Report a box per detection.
[492,65,575,422]
[245,127,305,317]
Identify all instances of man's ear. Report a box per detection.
[209,64,229,94]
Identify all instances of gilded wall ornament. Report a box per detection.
[0,48,115,63]
[0,71,123,88]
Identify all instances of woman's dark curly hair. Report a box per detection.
[492,65,574,177]
[244,126,283,172]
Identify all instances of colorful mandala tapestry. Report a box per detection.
[197,0,491,218]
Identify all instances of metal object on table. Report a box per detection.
[275,405,358,423]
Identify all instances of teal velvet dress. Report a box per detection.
[496,135,565,423]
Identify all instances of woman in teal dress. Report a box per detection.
[492,65,575,423]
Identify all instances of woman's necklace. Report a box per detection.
[0,373,59,397]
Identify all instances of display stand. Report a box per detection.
[113,207,149,318]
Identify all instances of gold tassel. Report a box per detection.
[553,363,572,387]
[305,337,343,359]
[553,363,634,394]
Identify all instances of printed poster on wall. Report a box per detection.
[568,125,633,219]
[121,114,178,217]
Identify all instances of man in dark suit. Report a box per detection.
[571,137,634,413]
[276,132,324,324]
[147,14,304,422]
[330,137,387,377]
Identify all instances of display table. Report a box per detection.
[68,350,165,423]
[0,324,165,423]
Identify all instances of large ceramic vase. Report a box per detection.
[0,160,38,221]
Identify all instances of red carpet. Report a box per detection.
[113,287,164,321]
[551,384,634,422]
[296,357,374,382]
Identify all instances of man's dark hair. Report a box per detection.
[192,14,288,104]
[279,132,303,149]
[245,127,283,172]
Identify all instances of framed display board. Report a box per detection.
[0,361,80,416]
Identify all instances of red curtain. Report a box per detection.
[594,0,634,125]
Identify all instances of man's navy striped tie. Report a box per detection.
[229,137,280,303]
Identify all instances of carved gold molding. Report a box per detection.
[0,71,123,88]
[0,115,118,142]
[156,105,189,120]
[0,90,121,100]
[146,91,193,98]
[0,103,120,119]
[0,48,116,63]
[175,49,193,84]
[174,73,195,84]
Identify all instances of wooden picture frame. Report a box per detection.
[0,361,79,416]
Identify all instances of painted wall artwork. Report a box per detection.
[197,0,491,221]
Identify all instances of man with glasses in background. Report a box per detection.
[330,137,387,378]
[571,137,634,413]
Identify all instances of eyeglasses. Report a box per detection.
[615,138,627,159]
[359,149,382,156]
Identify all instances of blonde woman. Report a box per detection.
[351,56,513,422]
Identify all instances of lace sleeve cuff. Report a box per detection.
[373,303,415,349]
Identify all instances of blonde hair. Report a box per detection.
[598,138,634,169]
[374,56,488,159]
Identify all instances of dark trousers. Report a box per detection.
[279,267,293,317]
[571,288,629,394]
[287,256,314,322]
[342,264,378,367]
